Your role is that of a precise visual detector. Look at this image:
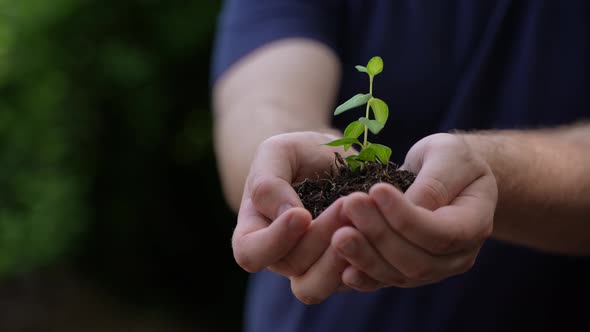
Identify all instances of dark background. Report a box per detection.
[0,1,248,331]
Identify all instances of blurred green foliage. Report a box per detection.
[0,0,87,276]
[0,0,244,327]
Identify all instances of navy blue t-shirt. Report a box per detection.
[211,1,590,331]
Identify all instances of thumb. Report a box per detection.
[402,134,479,210]
[245,135,307,220]
[248,174,304,220]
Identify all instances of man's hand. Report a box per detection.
[289,133,498,300]
[334,133,498,290]
[232,132,352,299]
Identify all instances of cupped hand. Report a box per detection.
[232,131,353,296]
[329,133,498,292]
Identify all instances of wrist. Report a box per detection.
[455,131,527,193]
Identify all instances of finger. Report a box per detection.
[332,225,408,287]
[403,137,483,211]
[343,193,432,281]
[369,182,493,255]
[430,173,497,244]
[269,197,348,277]
[290,246,349,305]
[233,198,311,272]
[247,133,344,220]
[343,193,475,282]
[246,137,304,220]
[341,266,383,292]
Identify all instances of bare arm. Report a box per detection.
[461,122,590,255]
[213,38,341,211]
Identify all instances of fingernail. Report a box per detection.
[278,203,293,217]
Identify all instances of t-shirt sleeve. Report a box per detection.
[210,0,344,85]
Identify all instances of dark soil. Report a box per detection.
[293,153,416,218]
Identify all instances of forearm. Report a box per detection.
[214,103,340,211]
[213,39,341,211]
[461,122,590,255]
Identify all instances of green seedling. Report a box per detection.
[324,56,392,171]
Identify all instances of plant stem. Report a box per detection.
[363,75,374,148]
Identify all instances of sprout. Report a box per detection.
[324,56,392,171]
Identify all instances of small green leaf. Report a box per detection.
[369,98,389,124]
[357,146,377,162]
[355,65,367,73]
[367,56,383,76]
[334,93,371,115]
[344,155,363,171]
[323,137,361,147]
[358,117,384,134]
[371,143,392,164]
[343,121,365,150]
[345,155,358,162]
[343,121,364,139]
[348,159,363,171]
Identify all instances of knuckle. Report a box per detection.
[333,228,358,252]
[416,177,449,209]
[423,133,455,153]
[260,134,286,149]
[328,247,347,268]
[233,249,258,273]
[250,175,275,205]
[232,234,274,273]
[258,134,293,154]
[279,257,306,277]
[372,226,391,245]
[290,279,322,305]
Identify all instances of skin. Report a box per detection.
[213,38,341,211]
[213,39,590,305]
